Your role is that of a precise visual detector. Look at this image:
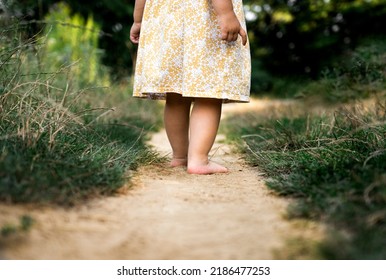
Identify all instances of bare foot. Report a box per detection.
[187,161,228,175]
[170,158,188,167]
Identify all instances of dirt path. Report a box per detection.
[0,99,323,260]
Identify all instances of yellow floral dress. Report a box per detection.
[133,0,251,103]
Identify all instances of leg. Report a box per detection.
[187,98,228,174]
[164,93,192,167]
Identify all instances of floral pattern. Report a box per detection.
[133,0,251,103]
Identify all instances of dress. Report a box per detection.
[133,0,251,103]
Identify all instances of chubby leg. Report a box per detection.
[187,98,228,174]
[164,93,192,167]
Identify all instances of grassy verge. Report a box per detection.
[224,96,386,259]
[224,37,386,259]
[0,22,162,206]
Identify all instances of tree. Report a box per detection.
[6,0,136,78]
[6,0,386,79]
[244,0,386,76]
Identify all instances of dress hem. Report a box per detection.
[133,88,250,103]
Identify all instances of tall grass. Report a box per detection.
[0,18,162,205]
[43,2,107,87]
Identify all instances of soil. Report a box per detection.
[0,99,324,260]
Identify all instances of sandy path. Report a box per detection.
[0,99,321,260]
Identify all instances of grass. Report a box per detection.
[1,215,34,238]
[225,96,386,259]
[0,21,162,206]
[224,36,386,259]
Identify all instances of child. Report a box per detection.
[130,0,251,175]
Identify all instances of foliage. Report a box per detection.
[261,37,386,102]
[244,0,386,76]
[226,100,386,259]
[0,20,162,205]
[4,0,136,77]
[4,0,386,82]
[43,2,108,86]
[223,38,386,258]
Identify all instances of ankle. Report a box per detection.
[170,156,188,167]
[187,155,209,168]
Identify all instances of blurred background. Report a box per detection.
[2,0,385,95]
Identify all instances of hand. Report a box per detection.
[217,12,247,46]
[130,22,142,44]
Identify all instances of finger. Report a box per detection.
[232,33,238,42]
[227,32,237,42]
[130,35,139,44]
[223,33,234,43]
[239,28,247,46]
[221,31,228,41]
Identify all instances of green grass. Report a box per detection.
[224,97,386,259]
[1,215,34,238]
[0,22,162,206]
[224,36,386,259]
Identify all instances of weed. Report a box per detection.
[1,215,34,238]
